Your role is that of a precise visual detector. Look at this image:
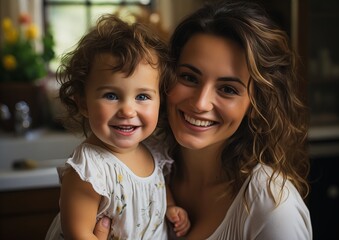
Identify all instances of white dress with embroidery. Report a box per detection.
[46,137,172,240]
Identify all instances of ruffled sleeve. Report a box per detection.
[143,136,174,176]
[57,143,112,213]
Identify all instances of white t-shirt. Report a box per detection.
[208,164,312,240]
[169,164,312,240]
[46,137,173,240]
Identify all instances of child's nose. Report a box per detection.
[118,102,136,118]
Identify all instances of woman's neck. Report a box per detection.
[176,144,226,187]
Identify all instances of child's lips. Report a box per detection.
[112,125,139,132]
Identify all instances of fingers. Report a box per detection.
[93,216,111,240]
[166,206,180,223]
[169,208,191,237]
[173,214,191,237]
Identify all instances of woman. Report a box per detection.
[96,1,312,239]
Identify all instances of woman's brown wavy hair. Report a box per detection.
[166,0,309,202]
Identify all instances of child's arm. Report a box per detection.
[59,168,102,239]
[166,185,191,237]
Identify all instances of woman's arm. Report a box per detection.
[60,168,102,239]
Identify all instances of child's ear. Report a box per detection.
[75,94,89,118]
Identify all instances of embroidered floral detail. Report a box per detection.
[155,181,165,188]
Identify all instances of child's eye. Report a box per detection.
[136,94,149,101]
[104,93,118,100]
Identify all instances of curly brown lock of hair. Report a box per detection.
[57,14,173,137]
[167,0,309,201]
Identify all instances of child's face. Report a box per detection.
[80,53,160,152]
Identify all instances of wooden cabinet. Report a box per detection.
[0,187,60,239]
[308,0,339,125]
[309,153,339,240]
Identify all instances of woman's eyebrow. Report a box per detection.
[178,64,202,75]
[179,63,247,88]
[218,77,247,88]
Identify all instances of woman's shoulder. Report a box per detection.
[246,164,300,204]
[219,164,312,240]
[238,164,312,239]
[247,164,310,224]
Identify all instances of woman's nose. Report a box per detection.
[117,102,136,118]
[190,86,214,113]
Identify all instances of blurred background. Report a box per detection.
[0,0,338,239]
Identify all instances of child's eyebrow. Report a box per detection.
[96,86,157,94]
[137,88,157,94]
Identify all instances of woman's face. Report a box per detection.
[167,34,251,151]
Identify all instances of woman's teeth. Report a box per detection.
[184,114,214,127]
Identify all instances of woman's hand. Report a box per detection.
[93,216,111,240]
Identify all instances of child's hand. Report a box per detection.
[166,205,191,237]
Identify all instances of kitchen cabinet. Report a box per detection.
[308,0,339,125]
[309,155,339,239]
[307,1,339,239]
[0,187,60,239]
[308,126,339,240]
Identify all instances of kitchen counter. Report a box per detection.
[0,129,83,191]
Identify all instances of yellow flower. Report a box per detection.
[2,55,17,70]
[4,28,18,44]
[2,18,12,31]
[25,24,38,40]
[117,174,123,183]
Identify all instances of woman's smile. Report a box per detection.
[183,112,215,127]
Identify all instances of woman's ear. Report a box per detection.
[75,94,89,118]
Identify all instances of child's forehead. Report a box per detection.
[89,52,160,77]
[92,52,159,71]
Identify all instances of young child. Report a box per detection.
[46,14,190,239]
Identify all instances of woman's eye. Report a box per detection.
[104,93,118,100]
[178,73,198,85]
[220,86,238,95]
[136,94,149,101]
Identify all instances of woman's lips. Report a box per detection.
[182,112,215,127]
